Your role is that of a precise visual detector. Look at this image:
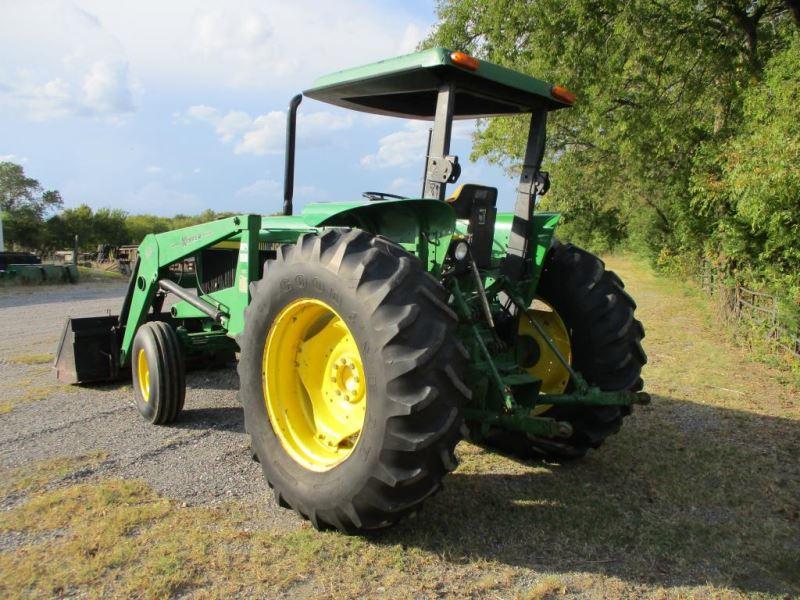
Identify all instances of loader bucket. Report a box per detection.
[54,315,125,384]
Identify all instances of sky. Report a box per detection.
[0,0,518,218]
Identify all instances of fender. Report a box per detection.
[298,198,457,272]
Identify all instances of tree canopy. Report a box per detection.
[428,0,800,311]
[0,161,63,251]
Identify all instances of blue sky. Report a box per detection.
[1,0,518,218]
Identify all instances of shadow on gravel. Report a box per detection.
[381,395,800,596]
[174,406,245,433]
[186,367,239,391]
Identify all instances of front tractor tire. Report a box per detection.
[237,229,468,533]
[131,321,186,425]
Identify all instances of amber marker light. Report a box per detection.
[551,85,577,105]
[450,51,480,71]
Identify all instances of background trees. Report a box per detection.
[0,162,63,252]
[0,161,231,254]
[428,0,799,313]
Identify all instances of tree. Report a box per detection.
[124,214,172,245]
[692,32,800,313]
[92,208,128,248]
[0,161,63,251]
[56,205,95,251]
[427,0,798,271]
[425,0,800,327]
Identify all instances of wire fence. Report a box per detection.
[699,262,800,360]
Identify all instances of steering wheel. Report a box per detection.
[362,191,408,201]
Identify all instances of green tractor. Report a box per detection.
[54,48,647,533]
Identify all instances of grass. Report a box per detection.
[0,451,108,498]
[76,265,125,281]
[7,353,53,365]
[1,255,798,598]
[0,382,74,414]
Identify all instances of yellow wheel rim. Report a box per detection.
[262,298,367,472]
[137,348,151,402]
[518,300,572,415]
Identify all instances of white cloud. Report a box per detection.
[82,61,136,114]
[398,23,426,54]
[361,121,475,170]
[185,105,353,155]
[145,165,163,174]
[361,121,430,169]
[192,8,294,84]
[68,0,428,91]
[0,1,138,121]
[235,111,287,155]
[0,154,29,164]
[388,177,418,196]
[0,1,428,120]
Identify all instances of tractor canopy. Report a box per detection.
[304,47,572,119]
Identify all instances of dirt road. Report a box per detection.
[0,282,287,517]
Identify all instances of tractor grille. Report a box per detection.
[198,246,276,294]
[198,249,236,293]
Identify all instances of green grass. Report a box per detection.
[1,255,798,598]
[8,353,53,365]
[76,265,125,281]
[0,451,108,498]
[0,382,75,414]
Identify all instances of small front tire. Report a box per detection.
[131,321,186,425]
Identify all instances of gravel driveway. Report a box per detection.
[0,281,293,525]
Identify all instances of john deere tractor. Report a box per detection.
[55,48,647,533]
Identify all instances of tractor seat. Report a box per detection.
[446,184,498,219]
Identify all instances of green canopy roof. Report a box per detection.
[303,47,571,119]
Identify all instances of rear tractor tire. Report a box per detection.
[237,229,469,533]
[131,321,186,425]
[490,241,647,459]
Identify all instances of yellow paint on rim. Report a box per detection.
[262,298,367,472]
[518,300,572,415]
[137,348,151,402]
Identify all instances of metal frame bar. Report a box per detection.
[283,94,303,216]
[423,84,455,201]
[502,109,547,280]
[118,214,260,365]
[158,279,226,322]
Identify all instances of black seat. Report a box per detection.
[446,184,498,219]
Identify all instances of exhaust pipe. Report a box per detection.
[283,94,303,216]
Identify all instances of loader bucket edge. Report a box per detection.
[54,315,126,384]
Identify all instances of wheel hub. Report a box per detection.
[137,348,151,402]
[518,300,572,414]
[330,355,364,403]
[263,298,367,471]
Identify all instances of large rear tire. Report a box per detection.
[237,229,468,532]
[491,241,647,459]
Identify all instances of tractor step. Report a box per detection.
[54,315,125,384]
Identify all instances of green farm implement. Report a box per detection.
[55,48,648,532]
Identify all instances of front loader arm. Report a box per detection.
[118,215,261,366]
